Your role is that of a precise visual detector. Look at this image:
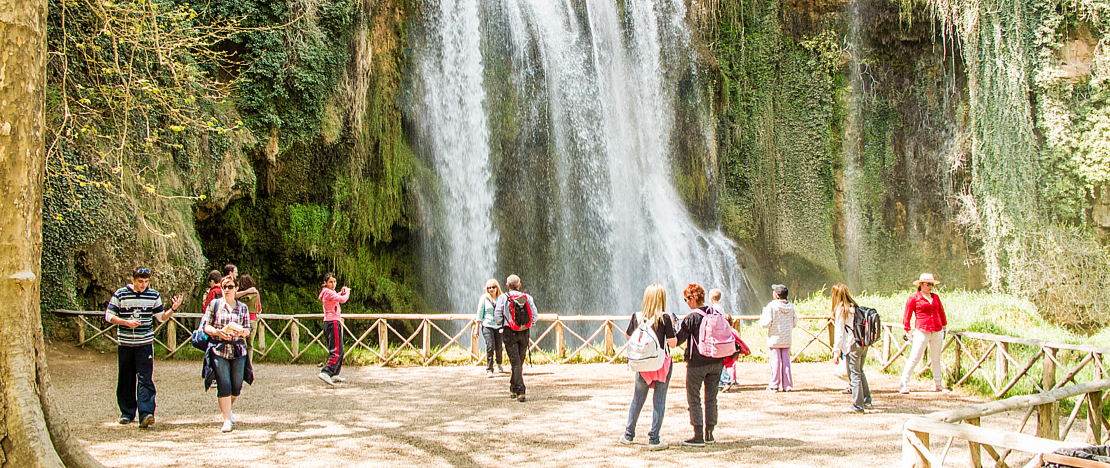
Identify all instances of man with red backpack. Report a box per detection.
[494,274,537,402]
[676,283,734,447]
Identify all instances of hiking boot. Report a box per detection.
[332,376,347,383]
[647,441,668,451]
[221,420,233,433]
[517,394,526,402]
[705,431,715,444]
[118,416,132,425]
[509,392,518,399]
[619,435,633,445]
[681,436,705,447]
[318,372,335,386]
[139,415,154,429]
[486,369,494,378]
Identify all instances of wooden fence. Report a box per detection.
[902,380,1110,467]
[53,310,1110,399]
[55,310,843,365]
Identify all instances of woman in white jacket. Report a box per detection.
[831,284,871,412]
[760,284,796,391]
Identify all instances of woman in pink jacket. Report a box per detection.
[317,273,350,386]
[899,273,947,394]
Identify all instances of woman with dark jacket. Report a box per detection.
[202,277,253,432]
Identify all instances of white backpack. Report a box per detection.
[626,312,665,372]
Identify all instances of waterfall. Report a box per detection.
[413,0,759,317]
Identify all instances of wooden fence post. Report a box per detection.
[1037,347,1060,440]
[291,323,300,361]
[166,320,176,353]
[379,319,388,362]
[997,342,1009,389]
[471,322,480,362]
[422,320,431,361]
[258,319,266,350]
[556,321,565,359]
[1088,390,1104,445]
[882,326,890,364]
[903,430,931,468]
[967,417,982,468]
[604,321,614,356]
[953,336,962,384]
[77,318,86,345]
[827,317,835,353]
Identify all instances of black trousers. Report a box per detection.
[686,362,724,428]
[482,326,504,371]
[322,320,344,377]
[117,344,156,420]
[503,328,530,395]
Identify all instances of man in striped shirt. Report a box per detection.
[104,267,183,428]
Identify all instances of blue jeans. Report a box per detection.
[624,359,673,444]
[212,355,246,398]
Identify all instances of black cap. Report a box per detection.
[772,284,788,299]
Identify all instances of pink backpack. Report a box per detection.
[691,308,736,358]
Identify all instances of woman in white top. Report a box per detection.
[831,284,871,413]
[475,279,504,377]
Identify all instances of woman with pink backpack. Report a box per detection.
[676,283,735,447]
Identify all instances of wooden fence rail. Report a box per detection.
[54,310,840,366]
[53,309,1110,401]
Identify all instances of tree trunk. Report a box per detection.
[0,0,104,466]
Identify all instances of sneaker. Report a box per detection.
[681,437,705,447]
[934,383,948,392]
[230,412,236,423]
[221,420,232,432]
[509,392,518,399]
[647,441,668,451]
[619,435,633,445]
[118,416,132,425]
[518,394,526,402]
[332,376,347,383]
[844,407,866,414]
[705,431,716,444]
[864,403,874,409]
[840,387,852,394]
[498,365,506,373]
[486,370,494,378]
[318,372,335,386]
[899,385,909,394]
[766,387,777,392]
[139,415,154,429]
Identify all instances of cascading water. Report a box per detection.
[413,0,760,317]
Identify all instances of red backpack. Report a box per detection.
[505,292,534,331]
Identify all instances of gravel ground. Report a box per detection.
[49,342,1045,467]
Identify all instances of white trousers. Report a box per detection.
[900,330,944,386]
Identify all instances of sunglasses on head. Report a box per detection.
[136,268,151,274]
[685,295,696,301]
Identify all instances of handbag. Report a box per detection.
[190,299,215,351]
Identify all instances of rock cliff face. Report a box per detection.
[41,0,1110,325]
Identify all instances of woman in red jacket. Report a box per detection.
[899,273,947,394]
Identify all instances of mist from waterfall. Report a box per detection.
[413,0,759,317]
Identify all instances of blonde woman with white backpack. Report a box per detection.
[620,284,678,451]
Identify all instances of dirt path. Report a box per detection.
[49,343,1035,467]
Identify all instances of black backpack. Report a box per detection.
[505,292,533,331]
[852,305,881,347]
